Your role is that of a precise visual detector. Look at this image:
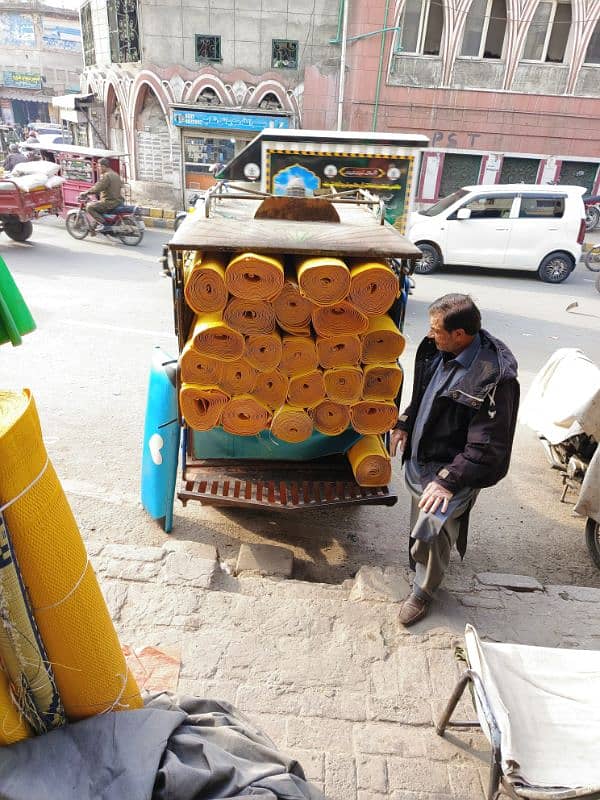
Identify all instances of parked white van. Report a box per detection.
[408,184,587,283]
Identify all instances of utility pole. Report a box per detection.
[336,0,349,131]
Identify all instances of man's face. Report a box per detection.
[428,312,464,354]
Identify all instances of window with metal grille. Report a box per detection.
[80,2,95,67]
[499,157,540,184]
[107,0,140,63]
[558,161,598,193]
[438,154,482,198]
[272,39,298,68]
[195,35,221,63]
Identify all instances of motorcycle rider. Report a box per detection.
[3,143,26,172]
[81,157,124,234]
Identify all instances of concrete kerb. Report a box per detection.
[137,205,177,230]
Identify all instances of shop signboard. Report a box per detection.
[0,14,35,47]
[42,20,82,52]
[2,71,42,90]
[172,109,289,132]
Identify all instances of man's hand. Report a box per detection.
[390,428,408,457]
[418,481,454,514]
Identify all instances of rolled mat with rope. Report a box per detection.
[361,315,406,364]
[346,434,392,486]
[287,370,326,410]
[221,395,271,436]
[0,666,31,744]
[350,400,399,435]
[244,332,282,373]
[362,363,403,401]
[323,367,363,405]
[280,336,318,376]
[223,298,276,335]
[296,256,350,306]
[183,252,228,315]
[272,280,313,337]
[220,359,257,396]
[253,370,288,410]
[225,252,284,301]
[0,391,143,720]
[190,313,245,362]
[316,334,361,369]
[271,405,313,443]
[180,341,224,386]
[311,400,350,437]
[180,384,230,431]
[348,260,399,317]
[312,302,369,338]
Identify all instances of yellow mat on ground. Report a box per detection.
[190,313,245,362]
[350,400,398,434]
[253,370,288,410]
[223,298,276,335]
[280,336,318,376]
[0,666,31,744]
[324,367,363,405]
[180,341,224,386]
[287,370,326,409]
[0,391,143,721]
[347,434,391,486]
[348,260,399,317]
[296,256,350,306]
[361,315,406,364]
[225,252,284,301]
[311,400,350,436]
[180,384,230,431]
[184,253,228,314]
[220,359,257,396]
[362,363,403,401]
[271,405,313,443]
[312,302,369,338]
[272,280,314,336]
[221,395,271,436]
[244,332,282,373]
[316,334,361,368]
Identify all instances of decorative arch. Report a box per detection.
[246,80,291,110]
[566,0,600,92]
[185,74,233,105]
[439,0,478,85]
[128,71,170,133]
[105,81,129,154]
[502,0,543,89]
[129,75,171,183]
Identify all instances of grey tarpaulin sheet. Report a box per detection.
[0,694,325,800]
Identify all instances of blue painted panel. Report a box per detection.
[172,109,290,131]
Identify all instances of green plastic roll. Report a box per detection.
[0,256,36,347]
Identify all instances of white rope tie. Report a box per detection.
[0,457,49,514]
[33,557,90,613]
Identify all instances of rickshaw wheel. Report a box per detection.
[4,220,33,242]
[65,210,90,240]
[585,518,600,570]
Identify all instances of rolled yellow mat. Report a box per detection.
[0,391,143,720]
[221,395,271,436]
[184,252,228,314]
[271,405,313,443]
[296,256,350,306]
[287,370,326,410]
[0,666,31,744]
[312,302,369,338]
[180,341,224,386]
[223,298,276,335]
[350,400,398,435]
[361,315,406,364]
[253,370,288,410]
[272,280,314,337]
[220,359,257,396]
[347,434,392,487]
[225,252,284,301]
[190,313,245,362]
[244,332,282,373]
[311,400,350,436]
[280,336,318,376]
[180,384,229,430]
[348,260,399,317]
[316,334,361,368]
[324,366,363,405]
[362,363,404,401]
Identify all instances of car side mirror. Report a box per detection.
[456,208,471,220]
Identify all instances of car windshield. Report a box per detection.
[421,189,469,216]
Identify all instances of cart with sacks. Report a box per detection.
[0,160,64,242]
[142,186,422,531]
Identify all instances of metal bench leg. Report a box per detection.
[436,672,471,736]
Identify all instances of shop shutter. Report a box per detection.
[499,157,539,184]
[558,161,598,193]
[136,128,173,183]
[438,154,482,198]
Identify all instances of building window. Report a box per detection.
[460,0,506,58]
[272,39,298,68]
[80,2,95,67]
[195,35,221,63]
[438,154,482,197]
[584,20,600,64]
[522,1,571,62]
[107,0,140,63]
[394,0,443,56]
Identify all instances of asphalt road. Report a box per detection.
[3,218,600,588]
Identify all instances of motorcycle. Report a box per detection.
[584,195,600,231]
[66,194,144,246]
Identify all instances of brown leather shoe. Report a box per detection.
[398,592,430,627]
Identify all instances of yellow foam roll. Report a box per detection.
[184,252,228,314]
[180,341,224,386]
[253,370,288,410]
[220,359,257,396]
[245,332,282,373]
[316,334,361,368]
[362,363,404,401]
[311,400,350,436]
[280,336,318,376]
[350,400,398,435]
[296,256,350,306]
[0,391,143,720]
[361,315,406,364]
[190,313,245,362]
[347,434,392,487]
[0,666,31,744]
[180,384,229,430]
[221,395,271,436]
[348,260,399,317]
[271,405,313,443]
[225,252,285,301]
[272,280,314,336]
[223,298,276,335]
[312,302,369,338]
[324,367,363,405]
[287,370,326,410]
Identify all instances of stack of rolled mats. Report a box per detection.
[180,251,405,486]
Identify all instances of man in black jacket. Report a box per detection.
[390,294,519,626]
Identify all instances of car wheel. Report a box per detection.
[414,243,441,275]
[585,205,600,231]
[537,252,573,284]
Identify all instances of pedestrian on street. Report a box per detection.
[390,293,520,626]
[24,130,39,145]
[3,143,27,172]
[81,157,124,233]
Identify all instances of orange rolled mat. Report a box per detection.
[271,405,313,443]
[316,334,361,368]
[324,366,363,405]
[184,252,228,314]
[272,280,314,336]
[220,359,257,396]
[361,315,406,364]
[190,313,245,362]
[221,395,271,436]
[350,400,398,434]
[180,341,224,386]
[362,363,404,401]
[296,256,350,306]
[280,336,318,376]
[180,384,230,430]
[287,370,326,409]
[311,400,350,436]
[223,298,276,335]
[253,370,288,409]
[348,260,399,317]
[347,434,392,487]
[245,332,282,372]
[312,302,369,338]
[225,252,284,301]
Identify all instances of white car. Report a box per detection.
[408,184,587,283]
